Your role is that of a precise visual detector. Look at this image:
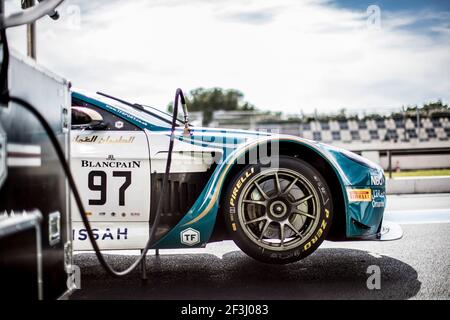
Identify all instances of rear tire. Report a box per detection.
[223,156,333,264]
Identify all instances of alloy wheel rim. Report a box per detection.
[237,168,321,251]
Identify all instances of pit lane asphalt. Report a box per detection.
[71,194,450,300]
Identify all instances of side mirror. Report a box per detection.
[71,107,106,130]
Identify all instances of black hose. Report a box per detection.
[5,90,185,277]
[0,29,10,99]
[0,21,186,277]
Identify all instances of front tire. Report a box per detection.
[223,156,333,264]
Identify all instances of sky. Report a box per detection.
[5,0,450,116]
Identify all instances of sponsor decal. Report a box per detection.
[372,201,384,208]
[74,135,98,143]
[102,103,148,127]
[229,167,255,207]
[72,227,128,241]
[96,211,139,217]
[81,159,141,168]
[115,121,124,129]
[370,170,385,186]
[372,189,386,208]
[74,135,135,144]
[347,188,372,202]
[180,227,200,246]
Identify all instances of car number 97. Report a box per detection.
[88,170,131,206]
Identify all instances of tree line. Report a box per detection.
[168,87,449,125]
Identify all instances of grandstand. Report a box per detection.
[257,116,450,147]
[208,110,450,171]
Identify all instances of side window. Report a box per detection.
[71,98,140,131]
[72,107,93,126]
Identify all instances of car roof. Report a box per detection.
[71,89,174,131]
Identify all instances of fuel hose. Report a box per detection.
[1,27,186,277]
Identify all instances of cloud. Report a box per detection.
[4,0,450,115]
[217,4,285,26]
[219,10,277,25]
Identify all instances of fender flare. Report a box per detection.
[183,135,349,227]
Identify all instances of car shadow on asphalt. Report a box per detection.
[71,248,421,300]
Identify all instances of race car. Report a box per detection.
[70,89,392,264]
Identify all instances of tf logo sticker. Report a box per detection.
[180,228,200,246]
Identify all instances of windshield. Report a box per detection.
[93,91,185,127]
[141,104,185,126]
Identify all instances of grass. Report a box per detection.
[391,169,450,177]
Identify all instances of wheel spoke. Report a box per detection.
[286,221,303,237]
[254,181,270,200]
[243,199,267,206]
[274,172,282,194]
[291,194,313,206]
[282,177,298,195]
[245,216,267,225]
[293,209,316,219]
[279,223,285,247]
[259,220,271,240]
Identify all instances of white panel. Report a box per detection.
[70,130,151,222]
[72,222,148,250]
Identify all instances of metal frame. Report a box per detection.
[0,0,63,28]
[0,209,43,299]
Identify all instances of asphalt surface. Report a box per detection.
[71,194,450,300]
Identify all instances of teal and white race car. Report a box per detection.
[71,90,397,264]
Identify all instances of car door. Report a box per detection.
[70,101,151,250]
